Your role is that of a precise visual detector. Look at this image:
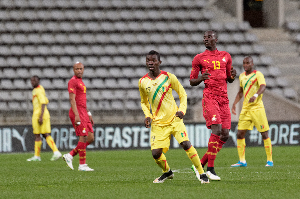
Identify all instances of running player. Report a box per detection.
[139,50,209,184]
[63,62,95,171]
[189,30,236,180]
[231,56,273,167]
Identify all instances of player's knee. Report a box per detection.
[152,150,162,159]
[180,141,191,150]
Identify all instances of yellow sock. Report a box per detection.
[154,153,170,173]
[264,138,272,162]
[34,140,42,157]
[46,136,59,152]
[237,139,246,162]
[185,146,205,174]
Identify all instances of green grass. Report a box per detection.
[1,146,299,199]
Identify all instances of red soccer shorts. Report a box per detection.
[202,93,231,129]
[69,107,94,136]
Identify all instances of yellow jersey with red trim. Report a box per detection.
[138,71,187,126]
[239,70,266,110]
[32,85,50,119]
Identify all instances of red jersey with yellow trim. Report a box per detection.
[138,71,187,126]
[68,76,87,108]
[190,49,232,97]
[239,70,266,110]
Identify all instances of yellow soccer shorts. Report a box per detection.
[32,117,51,134]
[150,117,189,153]
[238,108,269,132]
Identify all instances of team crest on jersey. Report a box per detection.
[181,132,187,137]
[82,128,86,134]
[222,57,226,62]
[146,87,151,92]
[212,115,217,121]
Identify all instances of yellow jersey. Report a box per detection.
[32,85,50,119]
[138,71,187,126]
[239,70,266,110]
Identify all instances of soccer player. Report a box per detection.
[139,50,209,184]
[231,56,273,167]
[63,62,95,171]
[189,30,236,180]
[27,76,62,161]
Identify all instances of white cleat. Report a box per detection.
[191,165,210,184]
[78,164,94,171]
[27,156,41,161]
[206,171,221,181]
[50,152,62,161]
[63,154,74,170]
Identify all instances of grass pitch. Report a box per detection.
[1,146,299,199]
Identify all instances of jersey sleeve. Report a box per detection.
[169,73,187,115]
[138,78,152,118]
[190,55,201,80]
[68,79,76,94]
[256,71,266,86]
[226,53,233,79]
[36,88,48,104]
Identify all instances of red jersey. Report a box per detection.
[68,76,87,108]
[190,49,232,97]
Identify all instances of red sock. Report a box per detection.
[201,153,208,166]
[217,139,226,153]
[70,146,78,157]
[207,134,220,168]
[77,142,86,165]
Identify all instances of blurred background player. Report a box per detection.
[231,56,273,167]
[190,30,236,180]
[27,76,62,161]
[139,50,209,184]
[63,62,95,171]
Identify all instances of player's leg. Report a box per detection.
[151,125,173,183]
[27,119,42,161]
[86,122,94,147]
[231,130,247,167]
[252,109,272,166]
[41,118,62,161]
[78,121,94,171]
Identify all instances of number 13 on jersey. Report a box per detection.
[212,61,220,70]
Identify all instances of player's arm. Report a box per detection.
[69,92,80,126]
[190,57,210,86]
[226,54,236,83]
[38,104,46,124]
[249,84,266,103]
[138,79,152,127]
[86,108,94,125]
[231,86,243,115]
[170,74,187,119]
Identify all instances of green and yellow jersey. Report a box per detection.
[32,85,50,119]
[239,70,266,110]
[138,71,187,126]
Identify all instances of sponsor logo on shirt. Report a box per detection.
[222,57,226,62]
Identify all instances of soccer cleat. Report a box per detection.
[78,164,94,171]
[231,161,247,167]
[63,154,74,170]
[153,169,174,183]
[50,152,62,161]
[206,171,221,181]
[265,161,273,167]
[191,165,210,184]
[27,156,41,161]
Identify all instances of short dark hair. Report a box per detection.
[147,50,160,61]
[205,30,218,39]
[32,75,40,81]
[244,56,253,62]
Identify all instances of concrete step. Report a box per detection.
[250,28,289,41]
[261,41,297,53]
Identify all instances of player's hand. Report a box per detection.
[201,69,211,81]
[175,111,184,119]
[231,104,237,115]
[144,117,151,128]
[248,96,256,103]
[38,117,43,125]
[89,116,94,125]
[231,67,237,79]
[75,115,81,126]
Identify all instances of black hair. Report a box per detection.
[147,50,161,61]
[32,75,40,81]
[205,30,218,39]
[244,56,253,62]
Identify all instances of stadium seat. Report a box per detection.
[8,101,21,110]
[265,77,276,88]
[124,100,140,110]
[56,68,71,78]
[275,77,290,88]
[39,79,52,89]
[101,90,115,100]
[1,79,14,89]
[122,67,136,78]
[43,68,57,79]
[127,89,141,100]
[14,79,28,89]
[284,88,298,100]
[47,101,59,110]
[0,102,8,111]
[117,78,131,89]
[111,100,124,110]
[104,78,118,89]
[10,91,25,101]
[3,68,16,78]
[0,91,11,101]
[83,68,96,78]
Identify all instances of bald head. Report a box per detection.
[73,62,84,78]
[243,56,254,74]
